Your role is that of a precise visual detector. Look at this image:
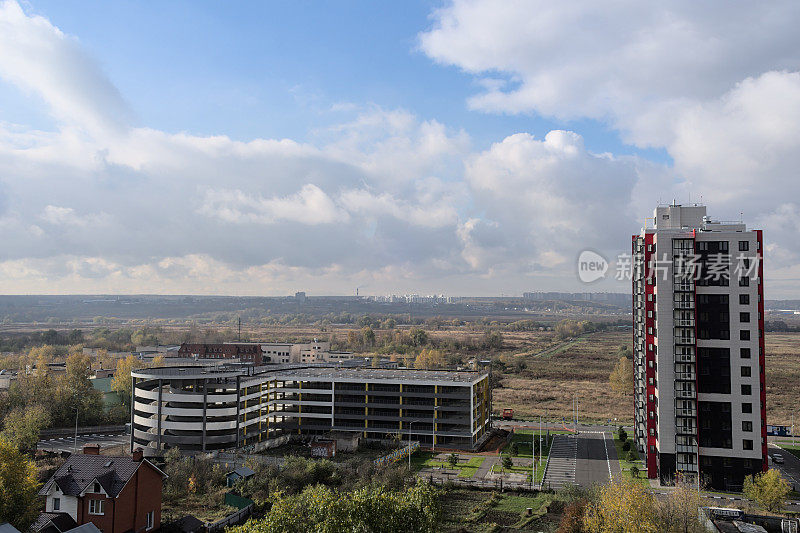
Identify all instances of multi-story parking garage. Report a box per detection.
[131,365,491,454]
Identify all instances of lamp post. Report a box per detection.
[432,406,441,453]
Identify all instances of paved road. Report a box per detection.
[542,435,577,489]
[769,443,800,492]
[38,433,129,454]
[575,432,617,487]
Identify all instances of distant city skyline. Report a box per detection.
[1,1,800,296]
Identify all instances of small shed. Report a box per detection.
[226,466,256,487]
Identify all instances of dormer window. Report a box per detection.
[93,482,101,493]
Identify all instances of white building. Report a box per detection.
[633,204,766,490]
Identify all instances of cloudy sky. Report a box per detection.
[1,0,800,297]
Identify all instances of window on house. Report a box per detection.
[741,348,751,359]
[146,511,154,531]
[743,440,754,450]
[89,499,104,515]
[741,367,752,377]
[53,498,60,511]
[742,384,752,395]
[739,241,749,252]
[740,330,750,341]
[739,277,750,287]
[740,312,750,323]
[740,294,749,305]
[742,421,753,432]
[742,403,752,413]
[93,482,101,493]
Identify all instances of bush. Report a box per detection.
[626,451,636,462]
[622,440,631,452]
[618,427,628,442]
[630,466,639,478]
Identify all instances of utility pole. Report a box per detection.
[793,412,795,448]
[73,407,79,454]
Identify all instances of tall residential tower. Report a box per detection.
[632,204,766,490]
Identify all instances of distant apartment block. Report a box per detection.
[632,204,767,490]
[131,365,490,453]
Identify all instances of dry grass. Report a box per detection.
[494,331,631,423]
[494,330,800,426]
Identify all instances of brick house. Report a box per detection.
[38,446,166,533]
[177,343,263,364]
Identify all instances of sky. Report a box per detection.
[1,0,800,297]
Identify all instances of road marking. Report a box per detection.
[602,431,612,481]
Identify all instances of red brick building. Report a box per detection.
[177,343,263,364]
[38,446,166,533]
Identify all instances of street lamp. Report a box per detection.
[432,406,441,452]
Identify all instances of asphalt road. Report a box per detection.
[38,432,129,454]
[769,443,800,492]
[575,432,619,487]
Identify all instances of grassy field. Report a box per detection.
[410,451,486,478]
[612,432,648,486]
[494,330,634,423]
[437,489,564,532]
[493,330,800,426]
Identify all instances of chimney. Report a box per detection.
[83,444,100,455]
[132,447,144,462]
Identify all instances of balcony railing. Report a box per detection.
[675,371,696,381]
[676,444,698,454]
[677,463,698,473]
[674,318,695,327]
[675,389,696,399]
[675,408,696,417]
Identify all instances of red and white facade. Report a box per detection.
[633,204,767,490]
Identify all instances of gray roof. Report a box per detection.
[0,524,21,533]
[266,366,485,383]
[64,524,102,533]
[31,513,77,533]
[39,455,164,498]
[227,466,255,478]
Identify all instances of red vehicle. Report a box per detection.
[502,408,514,420]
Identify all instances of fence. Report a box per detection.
[424,474,540,493]
[374,442,420,468]
[205,503,254,533]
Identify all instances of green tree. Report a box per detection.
[228,481,440,533]
[1,405,51,452]
[361,326,376,347]
[502,455,513,470]
[0,437,41,530]
[743,469,790,513]
[448,453,459,469]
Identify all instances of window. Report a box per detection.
[743,421,753,432]
[741,348,751,359]
[742,403,753,413]
[742,384,752,395]
[53,498,60,511]
[739,241,749,251]
[739,276,750,287]
[740,330,750,341]
[89,499,104,515]
[740,312,750,323]
[92,482,101,493]
[743,439,754,450]
[741,366,752,377]
[740,294,750,305]
[146,511,154,531]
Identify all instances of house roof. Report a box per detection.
[39,455,165,499]
[0,523,21,533]
[173,515,204,533]
[227,466,255,478]
[64,524,102,533]
[31,513,78,533]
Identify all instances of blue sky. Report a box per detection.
[3,1,667,159]
[0,0,799,296]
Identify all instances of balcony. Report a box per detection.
[675,371,696,381]
[674,334,695,345]
[674,318,695,327]
[676,444,698,454]
[675,408,696,417]
[673,299,695,309]
[676,463,698,473]
[675,388,696,399]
